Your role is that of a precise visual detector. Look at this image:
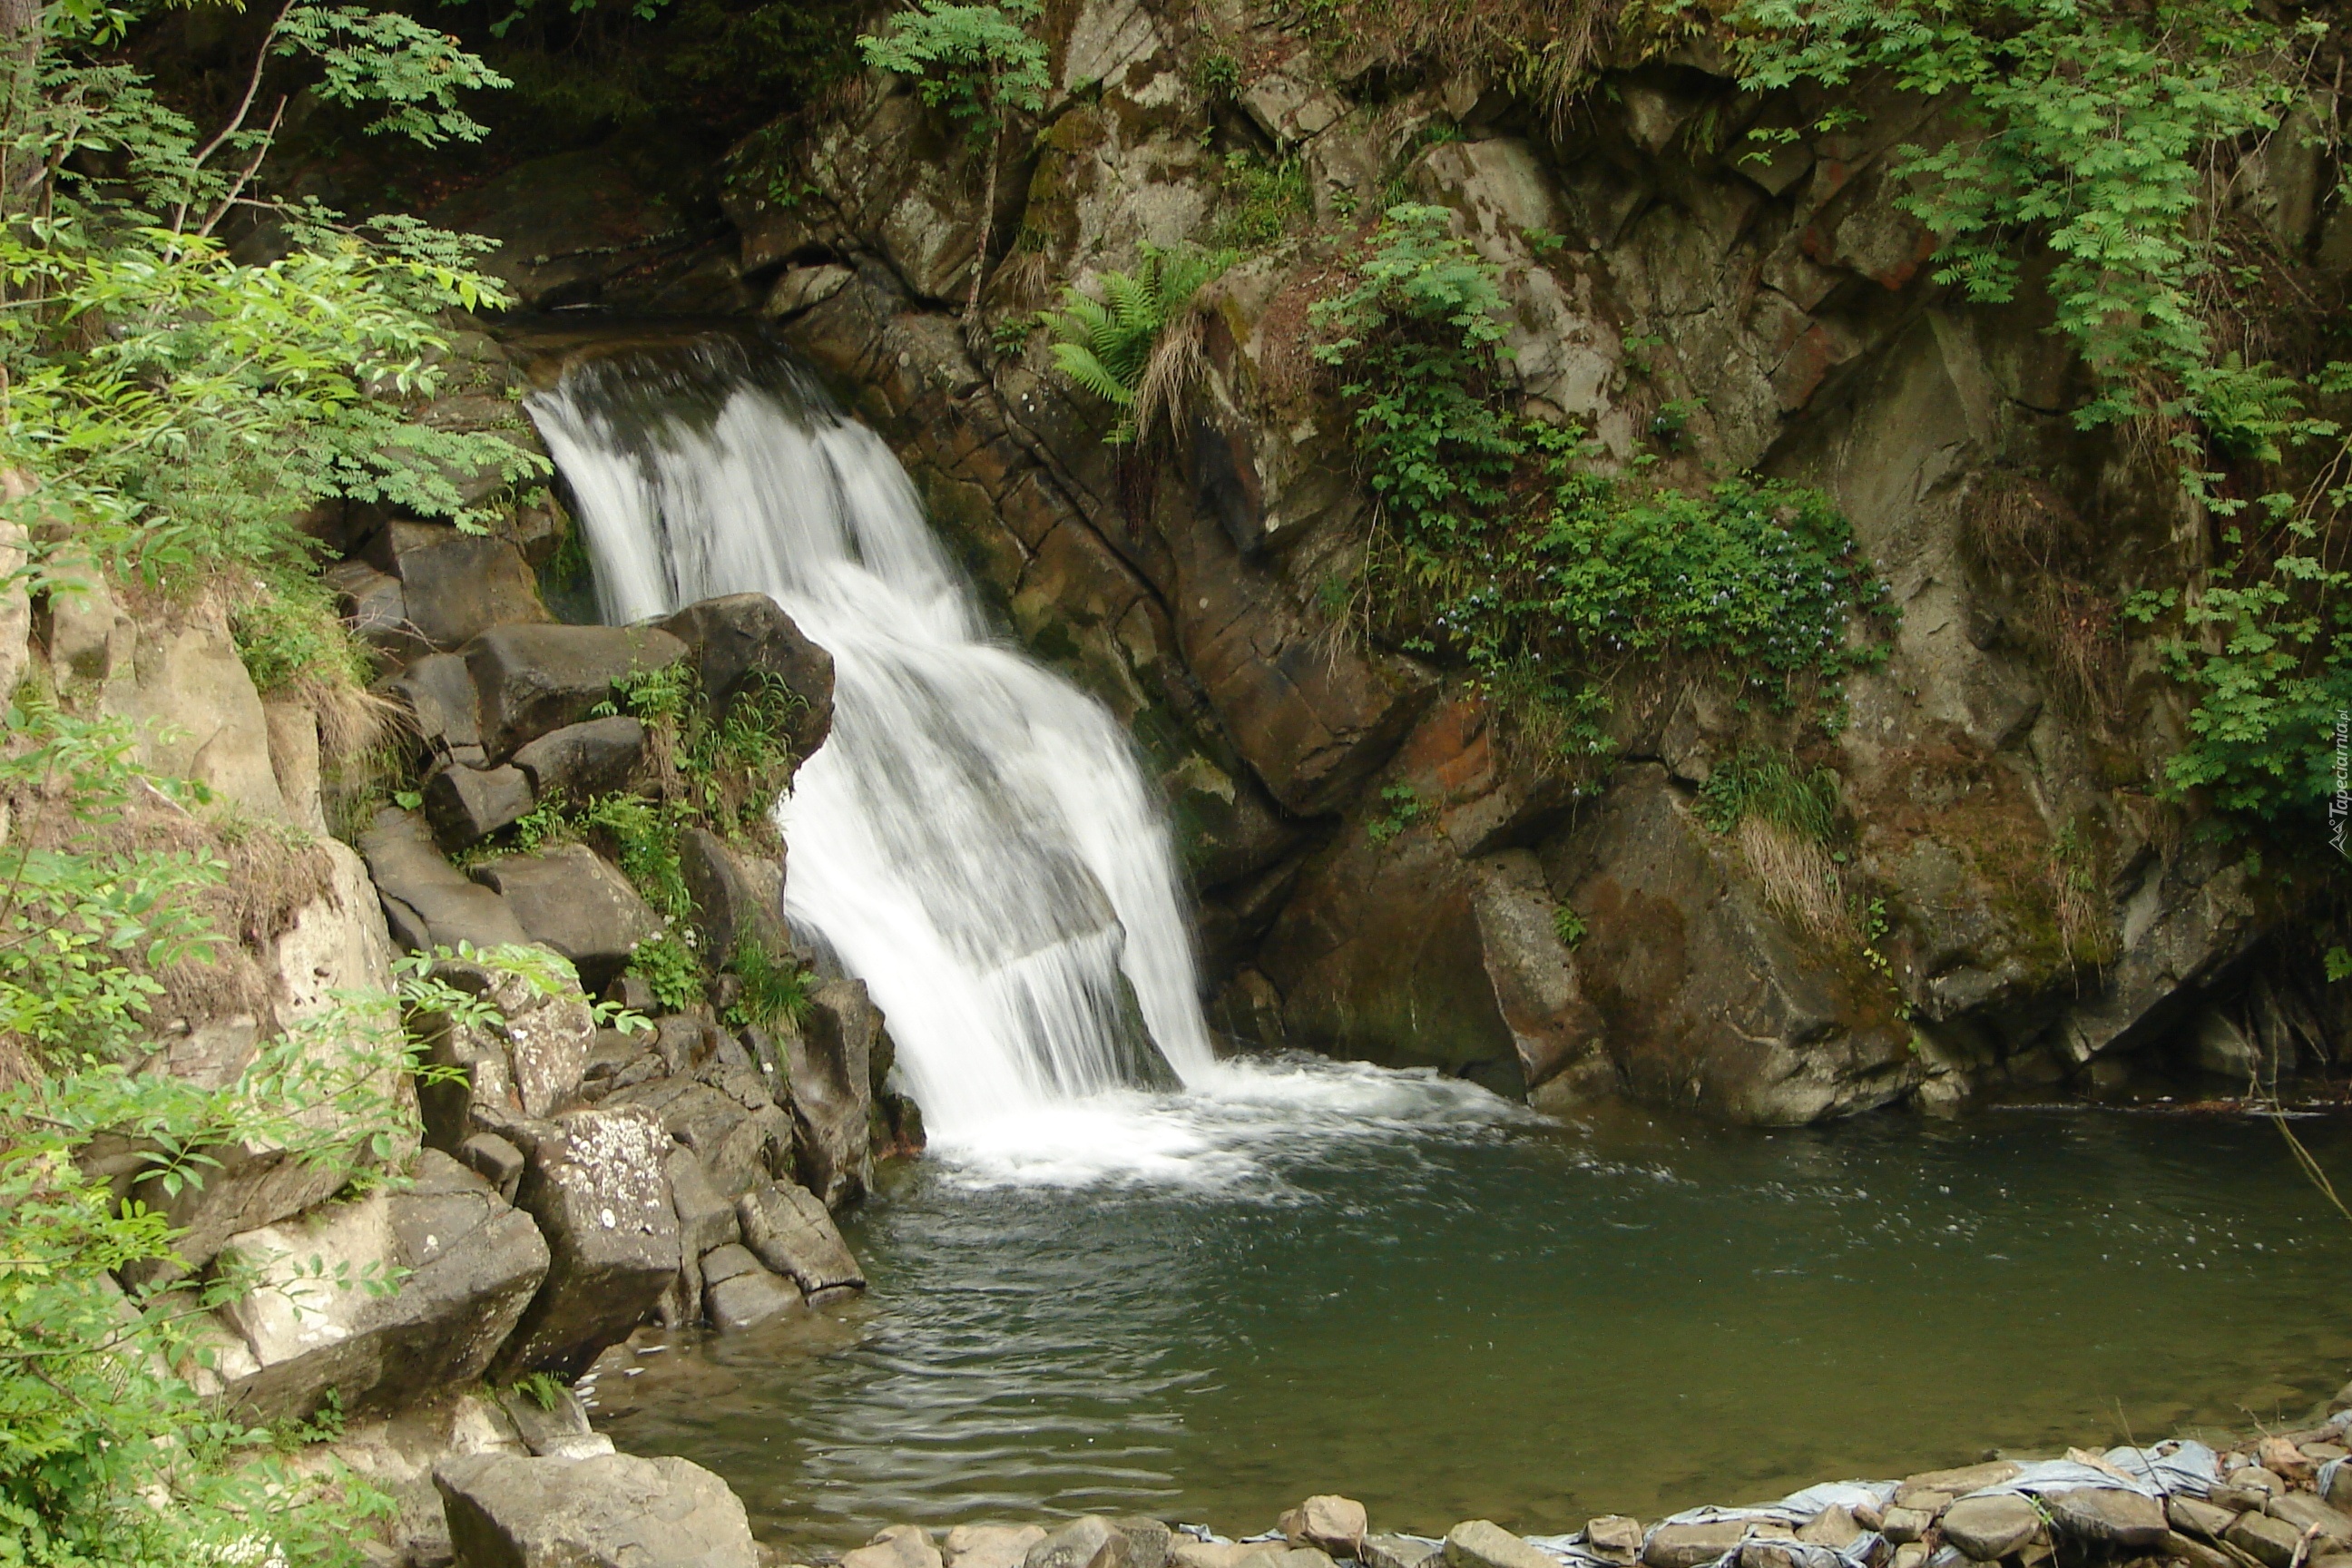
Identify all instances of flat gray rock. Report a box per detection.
[435,1450,756,1568]
[469,843,660,993]
[1446,1521,1555,1568]
[1939,1494,2043,1562]
[361,808,528,953]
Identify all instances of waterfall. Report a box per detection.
[524,336,1216,1141]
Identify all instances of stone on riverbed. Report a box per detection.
[1363,1536,1443,1568]
[1282,1496,1368,1557]
[847,1525,946,1568]
[701,1242,804,1330]
[1448,1520,1560,1568]
[434,1450,756,1568]
[2046,1488,2167,1549]
[2228,1511,2308,1568]
[1643,1522,1750,1568]
[945,1525,1050,1568]
[738,1180,865,1297]
[1938,1494,2043,1561]
[1585,1518,1642,1566]
[1795,1506,1862,1549]
[2168,1497,2238,1540]
[2167,1532,2243,1568]
[1879,1508,1933,1544]
[1024,1517,1169,1568]
[2271,1494,2352,1546]
[1901,1463,2020,1499]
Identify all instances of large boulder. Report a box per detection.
[511,716,646,803]
[383,652,488,767]
[737,1178,865,1297]
[1544,764,1919,1123]
[605,1071,792,1200]
[201,1152,548,1420]
[657,593,835,755]
[487,1106,681,1379]
[468,845,662,993]
[789,978,882,1206]
[361,808,530,953]
[425,762,538,851]
[434,1450,758,1568]
[365,520,551,652]
[464,623,688,763]
[679,825,786,959]
[105,595,289,821]
[415,956,599,1151]
[699,1240,806,1329]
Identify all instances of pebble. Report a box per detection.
[1888,1547,1927,1568]
[1279,1497,1367,1559]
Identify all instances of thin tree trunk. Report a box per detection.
[962,62,1001,348]
[0,0,44,229]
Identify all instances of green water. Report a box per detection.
[593,1059,2352,1550]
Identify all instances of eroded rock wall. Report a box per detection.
[418,0,2337,1120]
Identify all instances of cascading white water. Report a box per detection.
[525,338,1216,1142]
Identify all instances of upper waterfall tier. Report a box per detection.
[527,335,1214,1136]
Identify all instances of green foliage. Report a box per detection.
[597,662,803,845]
[1694,750,1842,841]
[2328,946,2352,983]
[2144,551,2352,819]
[1730,0,2352,832]
[1213,150,1310,251]
[1364,782,1430,843]
[0,702,447,1566]
[0,700,224,1061]
[1311,205,1888,751]
[4,0,542,600]
[722,936,811,1033]
[1552,905,1587,949]
[1191,51,1241,101]
[1732,0,2313,431]
[857,0,1049,149]
[512,1371,569,1412]
[627,930,706,1012]
[1041,246,1235,444]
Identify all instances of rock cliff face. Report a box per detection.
[417,0,2337,1122]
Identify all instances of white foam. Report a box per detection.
[530,348,1217,1142]
[925,1054,1526,1194]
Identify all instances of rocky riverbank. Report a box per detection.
[329,1367,2352,1568]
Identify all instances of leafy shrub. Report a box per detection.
[1364,782,1430,844]
[1693,750,1842,841]
[1552,906,1587,948]
[627,931,706,1012]
[1042,247,1236,445]
[723,937,812,1033]
[1312,205,1890,753]
[0,703,515,1564]
[1731,0,2352,833]
[858,0,1048,319]
[1213,151,1311,251]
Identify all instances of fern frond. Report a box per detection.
[1050,340,1136,407]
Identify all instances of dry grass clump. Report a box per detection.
[1963,473,2125,721]
[1735,814,1852,941]
[1,764,336,1029]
